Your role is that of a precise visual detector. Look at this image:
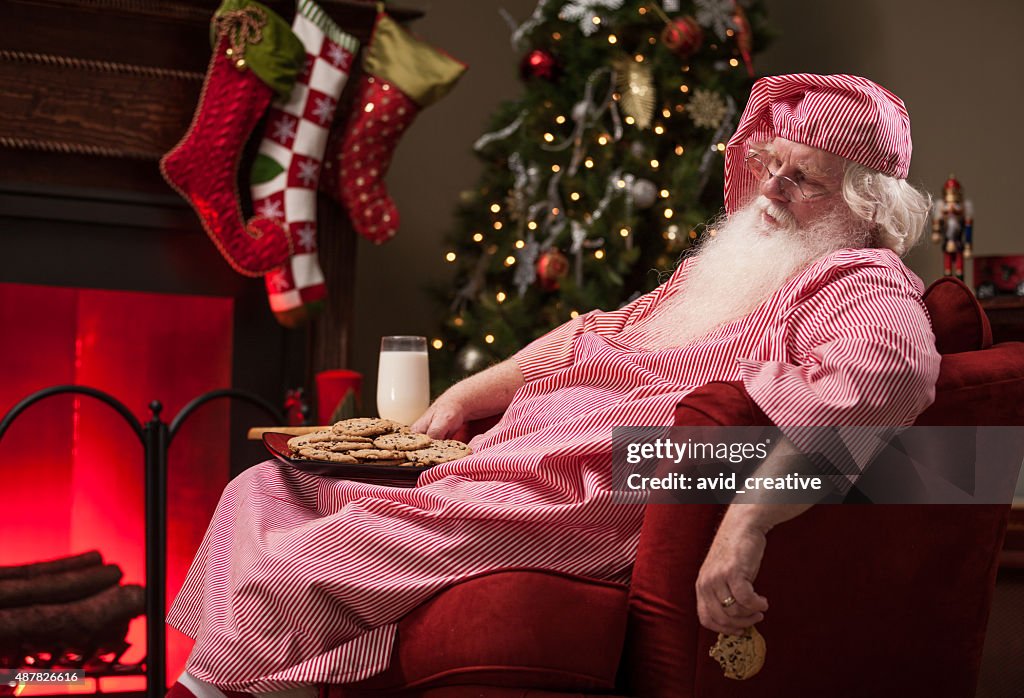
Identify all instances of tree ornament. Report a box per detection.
[731,2,755,77]
[694,0,736,41]
[613,56,655,130]
[456,344,488,374]
[520,49,560,81]
[631,178,658,208]
[536,248,570,291]
[688,88,729,128]
[661,16,704,59]
[558,0,625,36]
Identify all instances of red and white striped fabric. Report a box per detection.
[168,247,939,691]
[724,74,913,214]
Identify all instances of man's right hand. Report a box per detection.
[412,393,467,439]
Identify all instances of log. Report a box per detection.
[0,551,102,580]
[0,565,122,609]
[0,584,145,657]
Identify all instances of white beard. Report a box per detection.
[642,195,871,349]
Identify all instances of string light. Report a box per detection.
[625,115,636,125]
[591,16,601,26]
[689,229,698,239]
[716,142,726,151]
[729,58,740,67]
[445,252,457,262]
[634,54,644,63]
[527,221,538,230]
[674,145,684,155]
[453,317,464,327]
[660,189,670,198]
[654,125,665,135]
[570,192,581,201]
[663,208,674,218]
[493,221,503,230]
[597,134,609,145]
[638,6,647,14]
[679,84,690,93]
[555,115,566,124]
[504,255,516,266]
[485,334,495,344]
[608,34,617,44]
[515,239,526,248]
[552,207,560,215]
[726,28,735,37]
[551,164,560,173]
[594,249,605,259]
[664,230,677,240]
[570,310,580,318]
[650,159,660,168]
[551,32,561,40]
[616,179,626,188]
[543,132,555,143]
[472,232,484,242]
[674,104,684,113]
[662,108,671,118]
[648,36,657,45]
[490,203,501,213]
[584,157,595,168]
[496,291,507,303]
[432,339,443,349]
[619,227,630,237]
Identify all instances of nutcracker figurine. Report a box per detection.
[931,174,974,280]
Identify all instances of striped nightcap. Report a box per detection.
[724,73,912,214]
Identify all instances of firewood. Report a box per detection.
[0,584,145,657]
[0,565,122,609]
[0,551,102,580]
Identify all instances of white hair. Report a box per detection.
[841,162,931,256]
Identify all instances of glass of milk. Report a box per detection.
[376,336,430,426]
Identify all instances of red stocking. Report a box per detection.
[322,11,466,244]
[160,1,304,276]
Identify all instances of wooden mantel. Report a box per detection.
[0,0,421,378]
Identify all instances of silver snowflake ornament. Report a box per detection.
[559,0,624,36]
[694,0,736,41]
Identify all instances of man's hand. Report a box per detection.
[412,393,467,439]
[696,517,769,635]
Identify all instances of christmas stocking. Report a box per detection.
[250,0,359,326]
[322,11,466,244]
[160,0,305,276]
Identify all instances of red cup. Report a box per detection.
[315,369,362,424]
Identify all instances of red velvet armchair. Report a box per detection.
[328,277,1024,698]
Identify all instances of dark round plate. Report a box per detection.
[262,432,428,487]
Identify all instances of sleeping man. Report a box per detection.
[167,74,939,698]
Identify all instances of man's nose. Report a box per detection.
[759,175,788,204]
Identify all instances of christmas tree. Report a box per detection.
[431,0,769,390]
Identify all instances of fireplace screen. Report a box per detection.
[0,282,234,693]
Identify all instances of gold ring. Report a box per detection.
[721,596,736,608]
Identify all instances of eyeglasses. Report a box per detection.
[744,152,829,202]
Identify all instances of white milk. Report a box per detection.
[376,350,430,425]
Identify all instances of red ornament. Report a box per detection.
[520,49,560,81]
[536,248,570,291]
[661,16,703,59]
[731,2,755,77]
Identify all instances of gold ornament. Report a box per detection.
[613,56,655,130]
[688,88,729,129]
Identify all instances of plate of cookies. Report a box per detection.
[263,418,473,487]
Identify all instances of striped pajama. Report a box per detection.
[168,246,940,691]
